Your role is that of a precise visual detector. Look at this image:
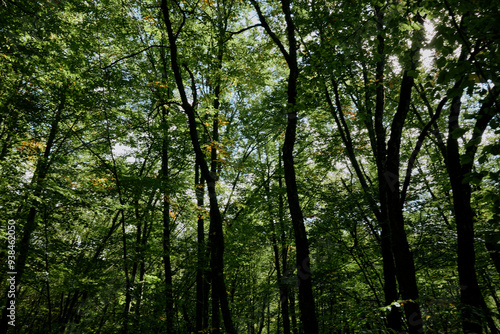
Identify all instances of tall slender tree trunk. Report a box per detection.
[446,90,500,334]
[369,7,404,330]
[371,4,425,330]
[281,49,318,334]
[162,107,175,334]
[160,2,235,332]
[210,27,224,333]
[251,0,320,330]
[384,70,423,334]
[195,164,210,332]
[278,152,291,334]
[266,150,290,334]
[121,208,131,334]
[289,289,298,334]
[449,174,486,334]
[0,101,64,334]
[320,5,402,331]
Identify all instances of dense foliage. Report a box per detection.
[1,0,499,333]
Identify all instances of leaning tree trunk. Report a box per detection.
[0,100,64,334]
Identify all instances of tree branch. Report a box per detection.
[226,23,262,37]
[100,45,168,70]
[400,98,447,205]
[249,0,290,61]
[462,86,500,174]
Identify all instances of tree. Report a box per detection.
[421,1,500,330]
[250,0,319,332]
[160,0,236,332]
[305,0,427,331]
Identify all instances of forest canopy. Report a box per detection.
[1,0,499,333]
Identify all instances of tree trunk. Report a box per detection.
[289,289,298,334]
[162,107,175,334]
[372,7,403,330]
[448,136,486,334]
[0,101,64,334]
[121,209,131,334]
[210,25,224,333]
[485,231,500,276]
[160,2,235,332]
[195,164,210,332]
[280,0,319,331]
[266,150,291,334]
[327,67,402,331]
[446,91,500,334]
[248,2,318,326]
[279,152,292,334]
[385,71,423,334]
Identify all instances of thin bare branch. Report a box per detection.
[100,45,168,70]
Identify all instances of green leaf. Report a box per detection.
[460,154,473,165]
[451,127,467,139]
[407,70,419,78]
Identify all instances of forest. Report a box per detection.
[0,0,499,333]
